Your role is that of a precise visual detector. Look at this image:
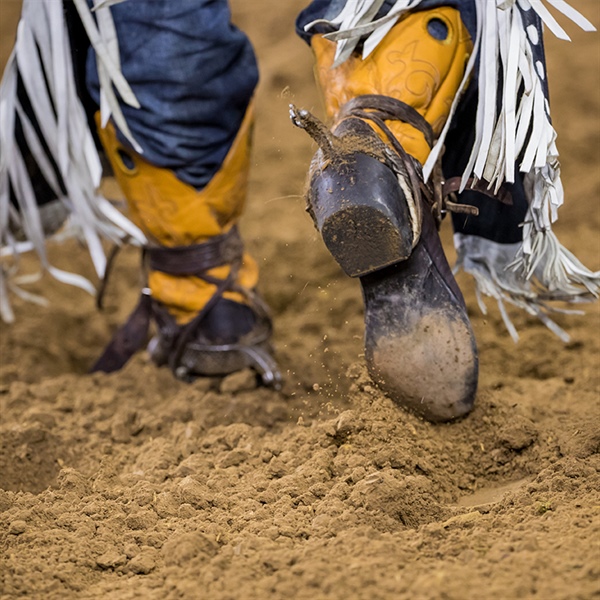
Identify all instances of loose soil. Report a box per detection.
[0,1,599,599]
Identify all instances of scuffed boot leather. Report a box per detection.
[360,202,478,422]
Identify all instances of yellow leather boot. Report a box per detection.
[292,8,478,422]
[92,104,280,387]
[313,7,472,165]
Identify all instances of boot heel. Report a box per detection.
[309,152,415,277]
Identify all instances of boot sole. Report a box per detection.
[361,229,479,422]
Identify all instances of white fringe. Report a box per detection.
[0,0,145,323]
[306,0,599,338]
[453,233,586,343]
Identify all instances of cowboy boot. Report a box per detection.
[292,7,477,421]
[92,103,281,388]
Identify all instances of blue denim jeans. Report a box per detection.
[86,0,258,189]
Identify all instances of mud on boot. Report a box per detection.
[291,99,478,422]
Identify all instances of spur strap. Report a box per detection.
[90,227,245,374]
[338,94,435,149]
[147,226,244,276]
[341,95,517,223]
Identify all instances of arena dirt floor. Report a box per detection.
[1,1,599,599]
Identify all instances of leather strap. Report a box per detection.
[338,95,513,221]
[442,177,513,206]
[147,226,244,276]
[339,94,435,148]
[90,228,245,374]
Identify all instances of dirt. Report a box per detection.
[0,1,599,599]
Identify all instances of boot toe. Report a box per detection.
[366,303,478,422]
[150,297,282,389]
